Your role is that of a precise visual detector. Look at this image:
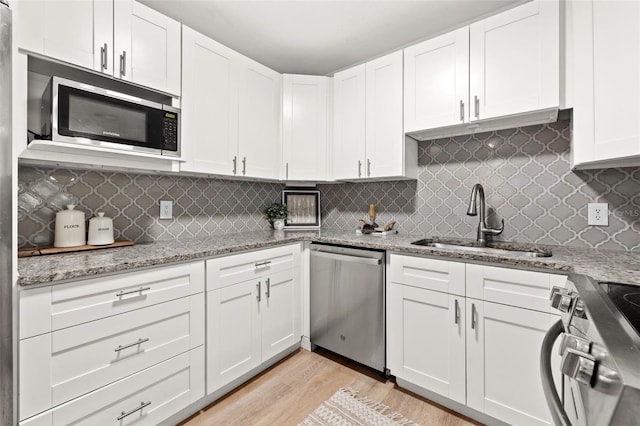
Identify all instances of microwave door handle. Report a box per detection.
[541,319,571,426]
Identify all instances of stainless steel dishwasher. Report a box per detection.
[310,243,385,372]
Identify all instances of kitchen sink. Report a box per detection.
[411,239,552,258]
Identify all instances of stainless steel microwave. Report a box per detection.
[40,76,180,157]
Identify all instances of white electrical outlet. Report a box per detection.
[160,200,173,219]
[587,203,608,226]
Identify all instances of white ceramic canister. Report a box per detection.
[88,212,114,245]
[54,204,86,247]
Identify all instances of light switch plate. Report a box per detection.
[160,200,173,219]
[587,203,608,226]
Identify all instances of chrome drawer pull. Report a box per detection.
[266,278,271,299]
[117,401,151,421]
[116,286,151,297]
[471,303,477,329]
[114,338,149,352]
[254,260,271,268]
[454,299,460,324]
[256,281,261,302]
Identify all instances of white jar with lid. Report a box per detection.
[88,212,114,245]
[54,205,86,247]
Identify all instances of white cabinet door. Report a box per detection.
[365,50,404,178]
[387,283,466,404]
[238,57,282,180]
[16,0,112,74]
[332,64,366,180]
[181,26,239,175]
[404,27,469,132]
[282,74,329,181]
[466,300,556,426]
[261,269,301,360]
[206,280,261,393]
[571,0,640,167]
[113,0,181,95]
[469,0,559,120]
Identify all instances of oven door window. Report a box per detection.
[57,85,162,149]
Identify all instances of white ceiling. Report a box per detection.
[139,0,526,76]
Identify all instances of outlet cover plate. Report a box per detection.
[160,200,173,220]
[588,203,608,226]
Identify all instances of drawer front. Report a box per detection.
[389,253,466,296]
[20,348,205,426]
[466,263,567,312]
[20,294,204,420]
[50,261,205,331]
[206,244,300,291]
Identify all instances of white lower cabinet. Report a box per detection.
[388,254,565,426]
[206,245,302,393]
[387,284,466,404]
[18,261,206,425]
[466,300,559,425]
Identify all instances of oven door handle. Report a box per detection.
[541,319,571,426]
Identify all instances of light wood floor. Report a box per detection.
[180,348,481,426]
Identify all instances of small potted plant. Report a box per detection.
[264,202,288,230]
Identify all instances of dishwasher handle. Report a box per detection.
[311,250,382,266]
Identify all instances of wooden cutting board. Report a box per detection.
[18,240,135,258]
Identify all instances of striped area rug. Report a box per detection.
[299,387,418,426]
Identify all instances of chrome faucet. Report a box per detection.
[466,183,504,245]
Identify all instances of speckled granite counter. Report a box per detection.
[18,230,640,286]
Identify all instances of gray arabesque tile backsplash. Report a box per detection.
[18,119,640,251]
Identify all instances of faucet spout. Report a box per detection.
[466,183,504,245]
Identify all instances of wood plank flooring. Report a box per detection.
[180,348,480,426]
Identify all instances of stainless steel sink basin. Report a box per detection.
[411,239,552,258]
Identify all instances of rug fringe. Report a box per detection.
[338,386,418,425]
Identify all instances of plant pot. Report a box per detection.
[273,219,285,230]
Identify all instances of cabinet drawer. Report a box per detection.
[20,294,204,421]
[389,254,465,296]
[20,347,205,426]
[206,244,300,291]
[466,264,567,312]
[20,261,205,338]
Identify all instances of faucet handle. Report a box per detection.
[482,218,504,236]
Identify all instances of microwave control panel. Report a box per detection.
[162,111,179,152]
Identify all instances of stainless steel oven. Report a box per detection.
[542,274,640,425]
[40,76,180,157]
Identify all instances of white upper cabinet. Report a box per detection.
[404,27,470,132]
[469,0,559,121]
[113,0,181,95]
[570,0,640,169]
[15,0,181,95]
[282,75,329,181]
[333,51,416,180]
[180,27,281,180]
[181,26,239,175]
[332,64,367,180]
[405,0,559,141]
[238,57,282,180]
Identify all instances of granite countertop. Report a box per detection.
[17,230,640,286]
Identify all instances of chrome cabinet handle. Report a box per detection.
[471,303,477,329]
[256,281,261,302]
[358,160,362,178]
[367,159,371,177]
[242,157,246,176]
[100,43,108,70]
[114,337,149,352]
[286,162,289,180]
[459,100,464,122]
[232,155,237,175]
[117,401,151,421]
[116,286,150,297]
[120,51,127,77]
[474,95,479,118]
[265,278,271,299]
[255,260,271,269]
[454,299,460,324]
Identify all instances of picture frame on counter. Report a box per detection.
[282,190,321,229]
